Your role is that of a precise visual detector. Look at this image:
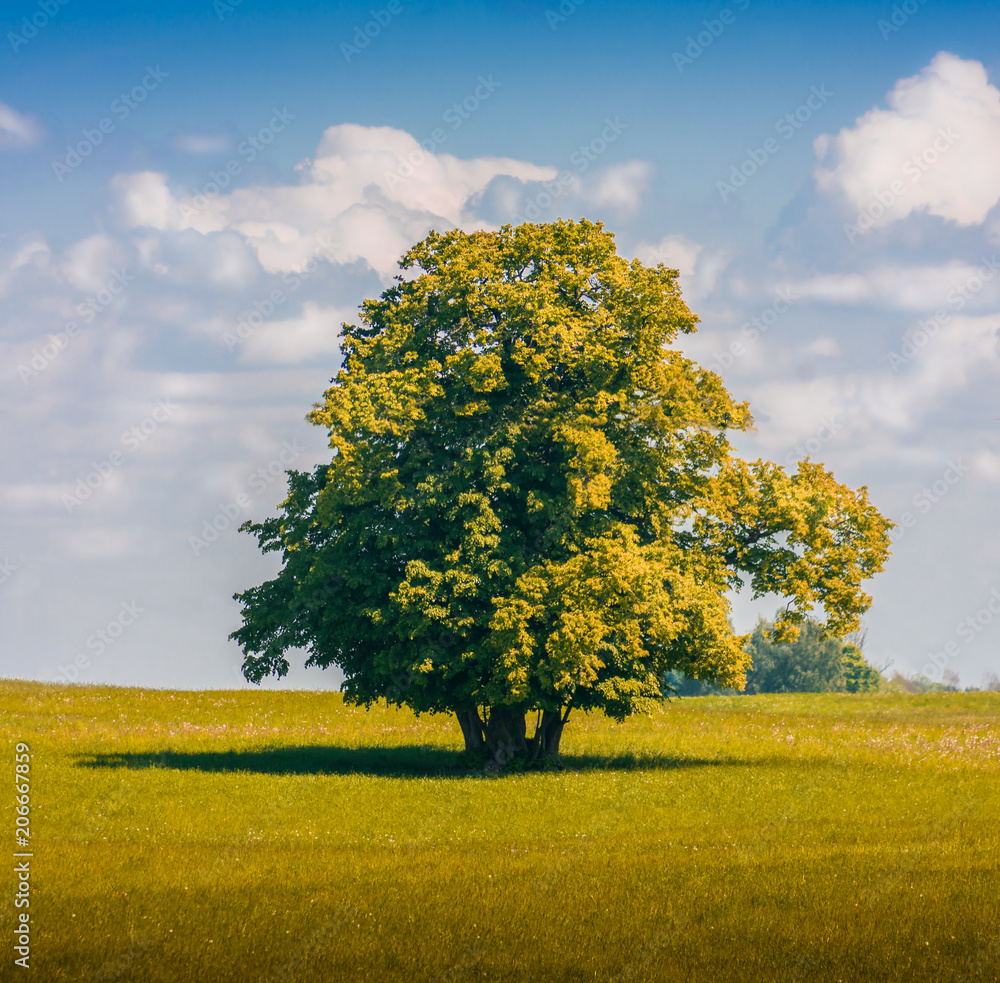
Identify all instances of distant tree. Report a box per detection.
[230,219,893,769]
[845,619,869,654]
[662,669,739,697]
[888,671,959,694]
[743,615,882,694]
[941,668,961,690]
[841,642,882,693]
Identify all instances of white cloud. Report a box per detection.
[748,313,1000,453]
[10,235,50,269]
[238,302,346,364]
[0,101,41,150]
[111,124,559,280]
[584,160,655,213]
[632,233,729,307]
[896,313,1000,396]
[110,171,178,231]
[160,231,262,292]
[639,233,702,280]
[815,52,1000,228]
[61,234,129,293]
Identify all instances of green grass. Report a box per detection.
[3,681,1000,982]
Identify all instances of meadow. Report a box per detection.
[3,680,999,982]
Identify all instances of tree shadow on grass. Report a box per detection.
[75,745,743,778]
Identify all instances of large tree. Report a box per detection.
[231,219,892,769]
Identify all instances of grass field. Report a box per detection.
[3,681,1000,982]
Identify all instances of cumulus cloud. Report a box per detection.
[637,233,702,279]
[632,233,730,307]
[236,302,346,365]
[0,101,41,150]
[584,160,654,213]
[111,124,559,280]
[814,52,1000,228]
[152,230,261,292]
[747,312,1000,457]
[109,171,177,231]
[61,235,131,294]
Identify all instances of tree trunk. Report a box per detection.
[455,709,485,753]
[482,705,528,771]
[531,709,568,765]
[467,706,571,771]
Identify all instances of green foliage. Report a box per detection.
[743,615,883,694]
[231,219,893,725]
[666,620,883,696]
[662,668,739,697]
[841,642,883,693]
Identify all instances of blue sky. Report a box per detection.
[2,0,999,690]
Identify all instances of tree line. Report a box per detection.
[667,614,1000,695]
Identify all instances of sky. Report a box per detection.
[1,0,999,691]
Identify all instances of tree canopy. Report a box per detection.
[230,219,892,768]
